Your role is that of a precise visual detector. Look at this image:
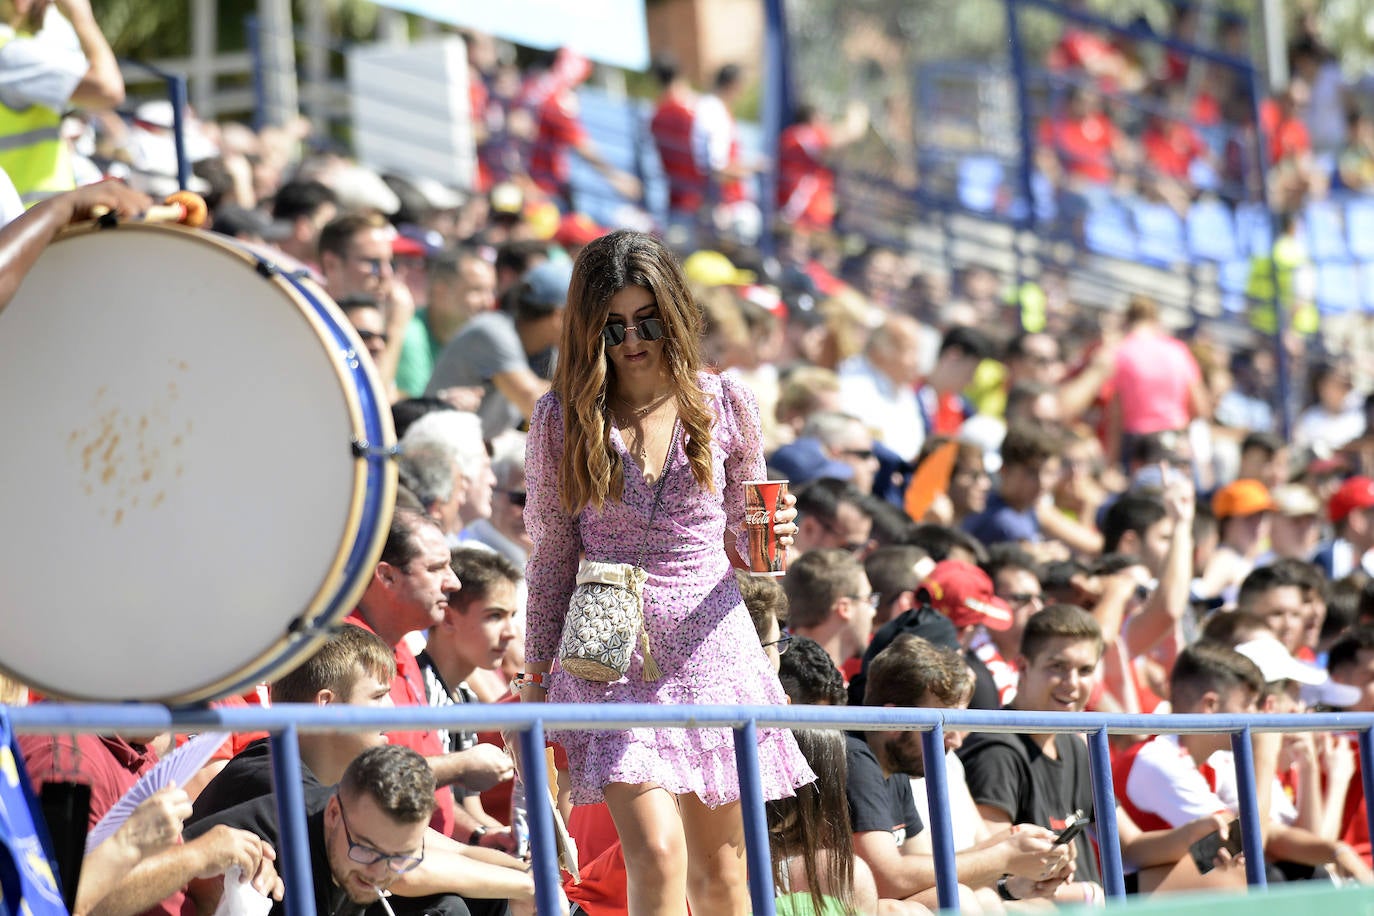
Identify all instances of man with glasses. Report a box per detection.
[466,436,533,572]
[802,410,882,496]
[793,478,875,557]
[970,546,1044,706]
[187,745,470,916]
[426,260,569,441]
[320,211,415,396]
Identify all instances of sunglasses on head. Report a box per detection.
[602,317,666,347]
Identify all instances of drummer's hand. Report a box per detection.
[773,492,798,548]
[52,181,152,225]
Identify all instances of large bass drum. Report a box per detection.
[0,221,396,704]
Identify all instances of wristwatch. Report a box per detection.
[996,876,1019,901]
[468,825,488,845]
[510,672,547,694]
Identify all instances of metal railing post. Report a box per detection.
[167,74,191,192]
[519,720,563,916]
[1229,727,1268,887]
[1087,727,1126,899]
[920,723,960,912]
[1358,728,1374,857]
[734,720,777,916]
[269,726,318,916]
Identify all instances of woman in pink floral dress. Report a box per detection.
[519,230,815,915]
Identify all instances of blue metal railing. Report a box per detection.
[9,703,1374,915]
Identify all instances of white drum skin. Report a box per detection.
[0,223,396,704]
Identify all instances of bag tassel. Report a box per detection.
[640,627,662,682]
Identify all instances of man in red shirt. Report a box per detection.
[777,101,868,233]
[528,48,640,211]
[1037,87,1131,187]
[347,507,515,840]
[1329,626,1374,865]
[917,326,993,438]
[648,54,701,231]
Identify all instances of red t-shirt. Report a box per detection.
[1142,121,1206,179]
[651,95,701,211]
[777,122,835,230]
[344,613,457,838]
[530,89,588,195]
[19,733,186,916]
[1260,100,1311,164]
[1039,113,1119,184]
[1339,739,1371,865]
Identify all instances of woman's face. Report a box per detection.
[1318,370,1353,412]
[603,285,668,387]
[948,457,990,516]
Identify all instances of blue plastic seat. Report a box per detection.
[1133,201,1187,267]
[1304,200,1349,262]
[1185,198,1239,263]
[1347,197,1374,262]
[1083,201,1137,260]
[1317,260,1360,315]
[1362,262,1374,312]
[957,156,1003,214]
[1218,259,1251,314]
[1235,202,1273,257]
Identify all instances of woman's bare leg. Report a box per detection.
[604,782,689,916]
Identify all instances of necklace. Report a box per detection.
[614,391,673,422]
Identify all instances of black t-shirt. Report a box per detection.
[185,788,352,916]
[848,605,960,706]
[962,649,1001,711]
[958,731,1100,885]
[186,789,473,916]
[189,738,325,827]
[844,732,922,846]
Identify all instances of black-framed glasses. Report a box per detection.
[336,797,425,873]
[349,255,394,276]
[356,329,389,345]
[840,448,875,461]
[849,593,881,610]
[602,317,666,347]
[762,633,794,655]
[1005,592,1042,609]
[499,489,526,507]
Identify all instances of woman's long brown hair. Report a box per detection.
[766,728,856,913]
[551,230,714,515]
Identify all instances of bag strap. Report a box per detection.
[634,417,679,569]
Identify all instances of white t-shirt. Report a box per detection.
[910,752,980,852]
[1205,748,1298,826]
[690,92,734,174]
[0,22,86,112]
[1123,734,1230,828]
[838,354,924,463]
[0,166,23,226]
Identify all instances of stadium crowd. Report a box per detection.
[6,2,1374,916]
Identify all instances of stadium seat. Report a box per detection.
[1132,201,1187,267]
[1303,200,1349,262]
[1185,198,1239,263]
[1347,197,1374,262]
[1218,259,1251,314]
[1316,261,1360,315]
[1362,262,1374,312]
[1235,202,1273,257]
[1083,201,1137,260]
[957,156,1003,214]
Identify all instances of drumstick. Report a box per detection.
[90,191,209,228]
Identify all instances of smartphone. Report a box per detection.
[1053,810,1093,847]
[1188,818,1242,874]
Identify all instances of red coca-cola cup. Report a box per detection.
[744,479,788,577]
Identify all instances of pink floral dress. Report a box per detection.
[524,371,815,807]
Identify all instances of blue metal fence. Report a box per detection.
[9,702,1374,915]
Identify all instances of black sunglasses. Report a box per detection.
[356,329,388,345]
[602,317,666,347]
[499,489,526,507]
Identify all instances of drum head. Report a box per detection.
[0,224,394,704]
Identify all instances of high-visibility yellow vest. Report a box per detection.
[0,27,74,206]
[1247,233,1318,336]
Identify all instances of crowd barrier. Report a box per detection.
[8,702,1374,915]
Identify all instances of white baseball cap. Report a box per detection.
[1236,636,1361,707]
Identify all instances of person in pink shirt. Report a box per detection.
[1106,295,1210,467]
